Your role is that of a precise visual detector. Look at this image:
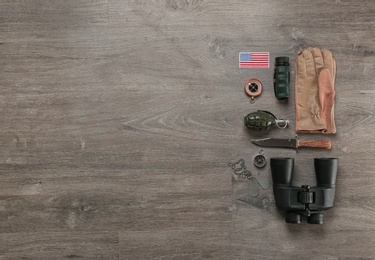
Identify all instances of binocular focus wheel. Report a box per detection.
[285,212,301,224]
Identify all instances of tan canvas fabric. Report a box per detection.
[295,48,336,134]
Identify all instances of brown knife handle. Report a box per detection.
[297,139,332,149]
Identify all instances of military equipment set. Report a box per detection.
[241,48,338,224]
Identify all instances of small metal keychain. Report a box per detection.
[244,78,263,103]
[228,159,253,179]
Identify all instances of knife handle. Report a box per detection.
[298,139,332,149]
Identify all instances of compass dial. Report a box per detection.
[253,154,267,168]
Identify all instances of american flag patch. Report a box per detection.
[239,52,269,68]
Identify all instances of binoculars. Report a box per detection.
[270,158,338,224]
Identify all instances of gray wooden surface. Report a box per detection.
[1,0,375,259]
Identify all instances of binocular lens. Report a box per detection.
[314,158,338,188]
[275,57,289,66]
[270,158,294,186]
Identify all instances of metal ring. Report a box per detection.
[276,119,289,129]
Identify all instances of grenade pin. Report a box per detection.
[275,118,289,129]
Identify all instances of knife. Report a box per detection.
[251,137,332,150]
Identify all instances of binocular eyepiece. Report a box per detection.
[270,158,338,224]
[275,57,289,66]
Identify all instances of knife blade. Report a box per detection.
[250,138,332,150]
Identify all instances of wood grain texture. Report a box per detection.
[1,0,375,259]
[298,139,332,149]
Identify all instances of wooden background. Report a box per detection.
[1,0,374,259]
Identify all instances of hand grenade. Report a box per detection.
[244,110,289,130]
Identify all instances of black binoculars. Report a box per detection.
[270,158,338,224]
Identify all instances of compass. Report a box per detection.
[244,78,263,103]
[253,154,267,168]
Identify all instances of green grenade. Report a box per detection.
[244,110,289,131]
